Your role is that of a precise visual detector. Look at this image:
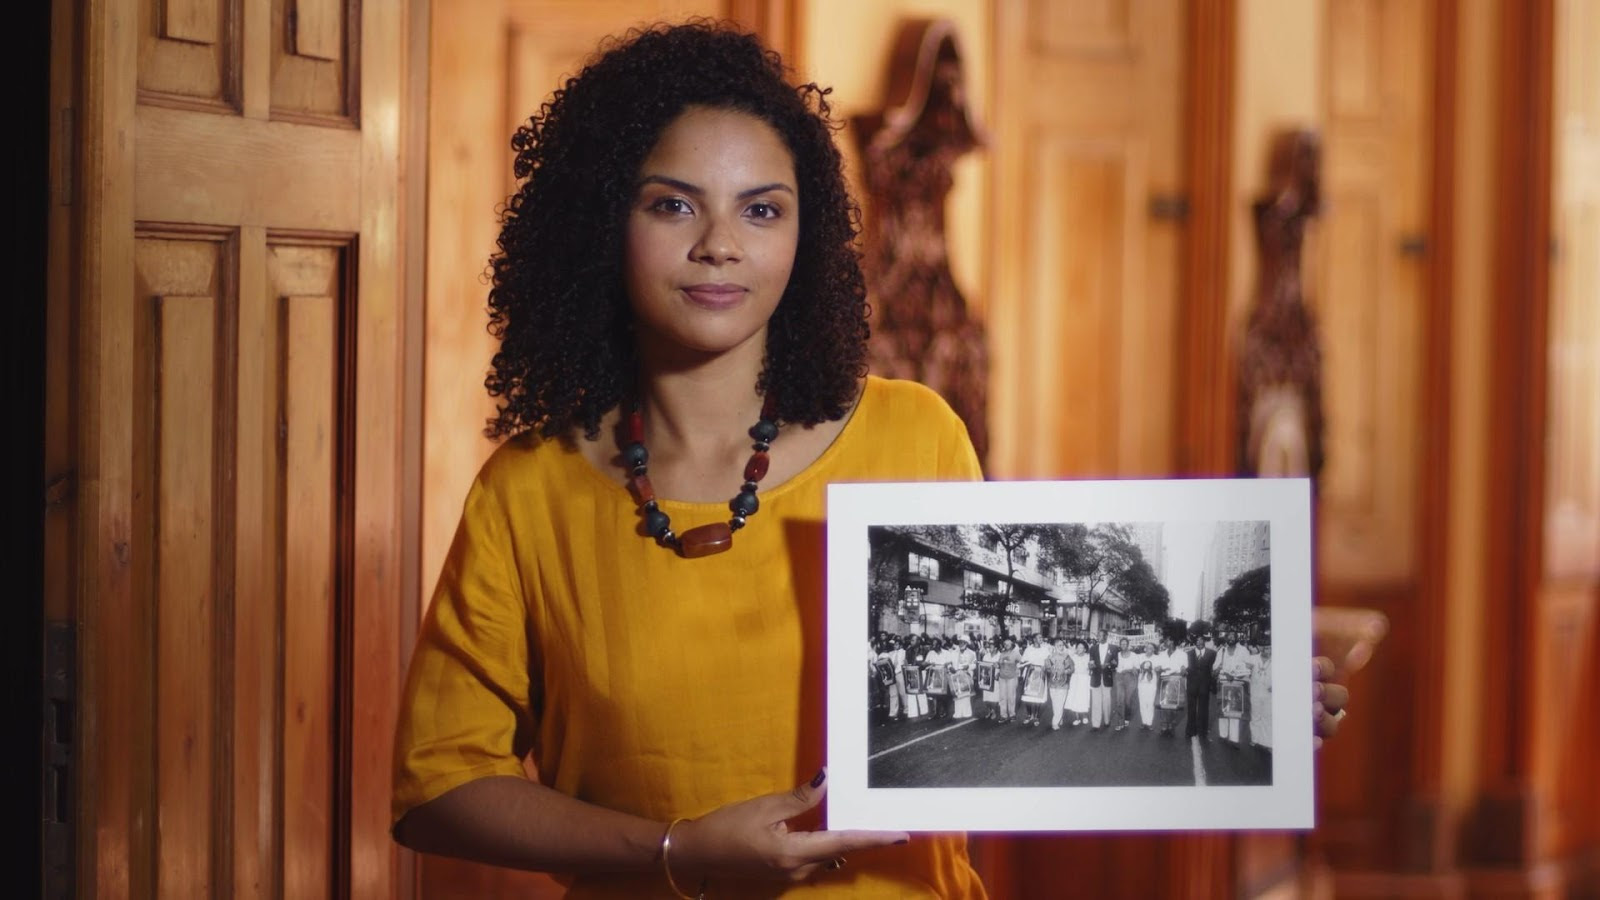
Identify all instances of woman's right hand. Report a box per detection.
[667,769,909,886]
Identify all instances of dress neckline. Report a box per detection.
[565,376,880,511]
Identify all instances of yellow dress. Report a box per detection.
[393,376,988,898]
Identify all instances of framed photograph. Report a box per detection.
[1219,680,1248,719]
[829,478,1314,832]
[873,659,895,687]
[902,665,924,695]
[1019,664,1047,704]
[1157,674,1187,710]
[924,665,949,696]
[950,668,974,699]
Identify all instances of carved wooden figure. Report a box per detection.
[854,19,991,464]
[1238,129,1327,485]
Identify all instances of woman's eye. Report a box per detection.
[746,201,781,220]
[650,197,692,215]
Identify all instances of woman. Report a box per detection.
[879,636,904,722]
[905,635,930,720]
[997,637,1022,723]
[927,638,951,720]
[1019,635,1052,726]
[1066,640,1092,726]
[1251,643,1274,751]
[952,637,978,719]
[1136,643,1159,731]
[390,21,1349,896]
[1045,640,1076,731]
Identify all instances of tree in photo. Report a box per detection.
[1039,523,1141,633]
[1213,564,1271,639]
[1113,557,1172,628]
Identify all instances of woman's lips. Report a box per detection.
[681,284,748,309]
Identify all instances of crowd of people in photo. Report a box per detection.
[869,623,1273,751]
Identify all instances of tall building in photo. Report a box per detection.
[1198,521,1270,623]
[1127,522,1166,583]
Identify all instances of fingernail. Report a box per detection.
[894,838,909,845]
[1313,702,1325,719]
[1314,683,1324,700]
[810,768,827,788]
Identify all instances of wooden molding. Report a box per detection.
[1177,0,1236,475]
[1411,0,1457,814]
[1473,0,1555,807]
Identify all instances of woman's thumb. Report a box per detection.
[781,767,828,816]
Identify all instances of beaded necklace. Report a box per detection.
[623,395,778,558]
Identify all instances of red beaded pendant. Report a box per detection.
[678,522,734,558]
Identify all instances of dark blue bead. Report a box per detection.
[622,442,648,468]
[730,490,759,516]
[645,508,671,536]
[749,419,778,442]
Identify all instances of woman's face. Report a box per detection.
[624,105,800,365]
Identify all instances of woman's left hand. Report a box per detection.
[1311,656,1349,749]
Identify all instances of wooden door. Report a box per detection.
[44,0,410,895]
[1309,0,1438,874]
[986,0,1187,481]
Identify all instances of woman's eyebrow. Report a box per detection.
[639,175,703,194]
[637,175,795,200]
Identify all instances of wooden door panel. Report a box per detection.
[280,287,339,899]
[141,0,236,107]
[271,0,354,120]
[1027,140,1131,477]
[1315,0,1430,587]
[131,231,236,896]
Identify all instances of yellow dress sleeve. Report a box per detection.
[392,473,537,825]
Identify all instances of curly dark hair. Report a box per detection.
[484,20,869,440]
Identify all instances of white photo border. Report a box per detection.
[825,478,1315,833]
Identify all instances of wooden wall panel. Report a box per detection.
[270,0,354,122]
[141,0,238,108]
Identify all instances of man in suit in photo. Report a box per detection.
[1185,623,1219,740]
[1089,629,1118,730]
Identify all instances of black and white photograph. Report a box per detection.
[826,479,1314,833]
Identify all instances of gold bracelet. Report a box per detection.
[661,817,705,900]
